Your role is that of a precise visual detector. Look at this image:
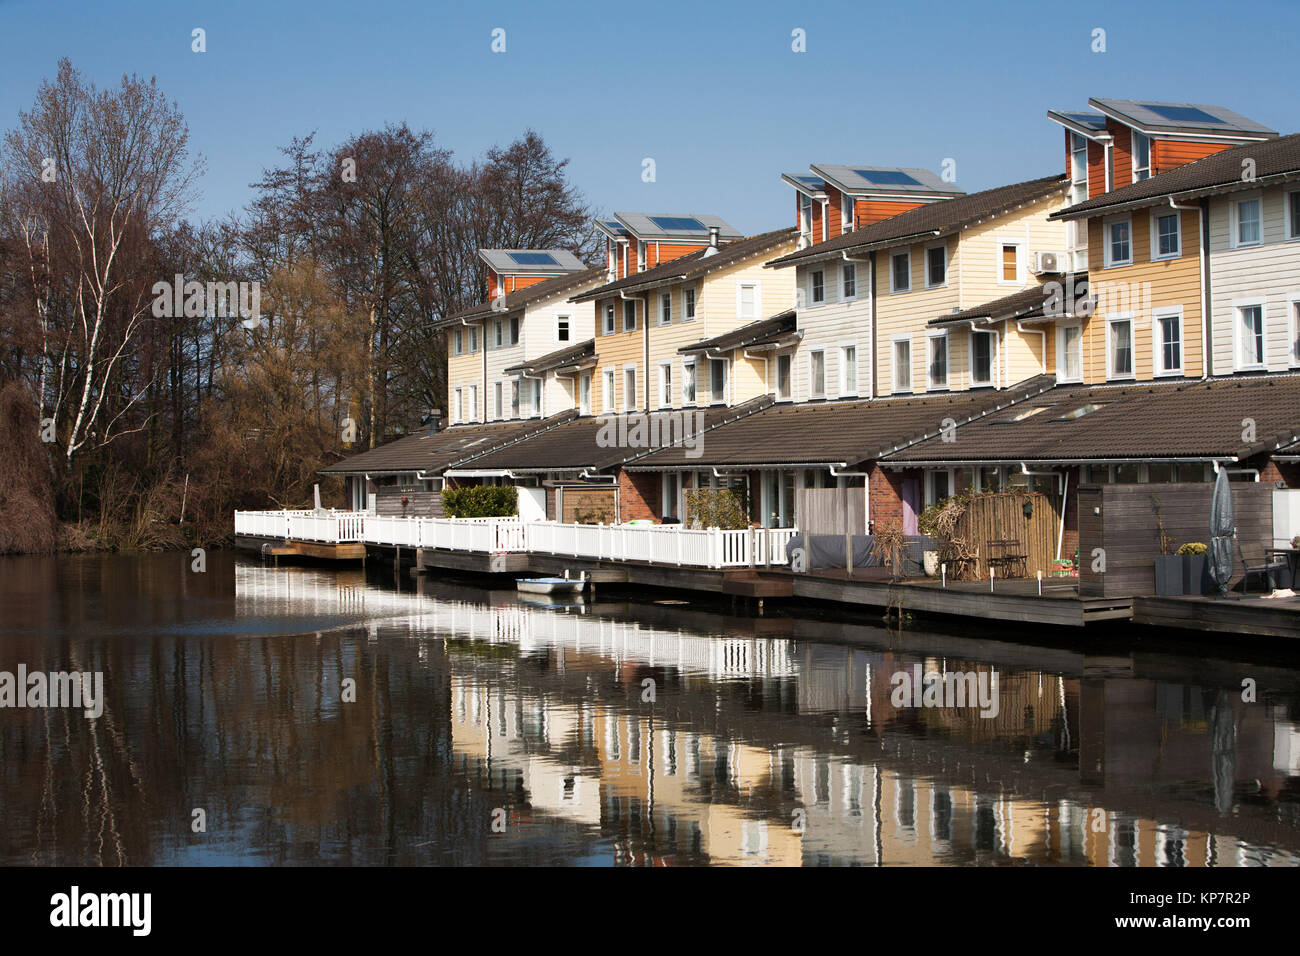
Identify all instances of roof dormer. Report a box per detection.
[594,213,742,279]
[479,249,587,300]
[783,165,964,248]
[1048,98,1278,200]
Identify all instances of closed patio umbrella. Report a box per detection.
[1208,466,1235,599]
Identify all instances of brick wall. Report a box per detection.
[868,465,905,531]
[617,469,659,522]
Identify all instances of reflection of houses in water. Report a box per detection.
[234,564,1300,866]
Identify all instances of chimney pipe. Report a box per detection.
[702,225,720,258]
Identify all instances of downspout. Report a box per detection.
[618,289,647,412]
[1168,195,1210,379]
[869,251,878,397]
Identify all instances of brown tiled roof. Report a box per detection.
[317,414,575,475]
[882,375,1300,464]
[767,175,1068,267]
[678,311,797,354]
[435,266,605,329]
[1052,133,1300,220]
[626,377,1057,470]
[570,228,798,301]
[929,274,1090,327]
[448,396,775,474]
[504,339,595,375]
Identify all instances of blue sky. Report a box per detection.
[3,0,1298,234]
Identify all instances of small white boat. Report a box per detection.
[516,576,586,595]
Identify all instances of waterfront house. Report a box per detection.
[573,220,793,415]
[440,251,604,425]
[768,174,1071,403]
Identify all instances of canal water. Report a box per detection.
[1,550,1298,867]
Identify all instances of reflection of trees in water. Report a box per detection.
[3,625,507,865]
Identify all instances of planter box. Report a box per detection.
[1154,556,1184,596]
[1181,554,1210,595]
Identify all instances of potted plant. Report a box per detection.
[1178,541,1209,595]
[1151,496,1183,595]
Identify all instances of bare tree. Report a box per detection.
[2,58,202,472]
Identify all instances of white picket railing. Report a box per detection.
[234,510,795,569]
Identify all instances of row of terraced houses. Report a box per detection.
[322,97,1300,556]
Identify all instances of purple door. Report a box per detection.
[902,479,920,535]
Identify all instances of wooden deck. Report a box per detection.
[1133,593,1300,639]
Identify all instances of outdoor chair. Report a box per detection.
[1236,540,1288,595]
[987,539,1028,579]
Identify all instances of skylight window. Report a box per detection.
[996,406,1050,423]
[1053,403,1108,421]
[508,252,559,266]
[648,216,705,231]
[1141,104,1222,125]
[854,169,921,187]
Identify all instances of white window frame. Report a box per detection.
[799,193,813,242]
[1233,298,1267,371]
[775,352,792,401]
[926,330,949,390]
[841,193,854,233]
[1103,217,1133,268]
[840,344,858,396]
[1150,209,1181,261]
[841,262,857,301]
[682,358,697,406]
[602,368,616,413]
[997,239,1024,285]
[468,326,478,353]
[623,299,637,332]
[637,240,647,272]
[556,314,571,343]
[659,292,672,326]
[1056,322,1082,384]
[453,329,463,355]
[1131,132,1151,182]
[925,241,948,289]
[623,363,638,412]
[709,357,729,406]
[1105,312,1135,381]
[970,329,996,387]
[1151,305,1184,377]
[810,269,825,305]
[468,384,478,422]
[736,280,761,322]
[1291,295,1300,369]
[454,387,463,424]
[890,250,911,294]
[1069,132,1088,204]
[1230,195,1263,249]
[493,381,503,420]
[809,349,826,400]
[658,361,673,408]
[892,335,913,393]
[682,286,696,322]
[579,373,591,415]
[603,304,615,335]
[1287,190,1300,242]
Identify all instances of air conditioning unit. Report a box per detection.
[1032,251,1064,275]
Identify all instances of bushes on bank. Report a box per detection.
[442,485,518,518]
